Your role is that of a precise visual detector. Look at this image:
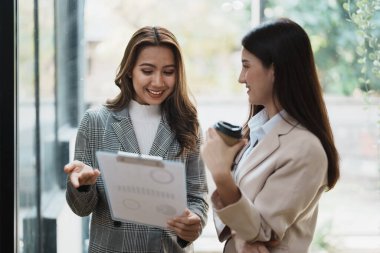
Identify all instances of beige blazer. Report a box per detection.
[212,115,328,253]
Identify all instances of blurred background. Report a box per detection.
[17,0,379,252]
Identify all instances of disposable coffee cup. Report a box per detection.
[213,121,242,146]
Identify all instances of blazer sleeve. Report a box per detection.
[174,130,209,247]
[66,110,99,216]
[213,133,328,242]
[185,131,209,227]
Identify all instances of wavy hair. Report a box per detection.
[241,18,339,190]
[106,26,199,156]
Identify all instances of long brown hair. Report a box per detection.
[241,18,339,190]
[106,26,199,156]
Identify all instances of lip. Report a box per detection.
[146,88,165,98]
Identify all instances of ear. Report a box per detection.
[269,64,275,83]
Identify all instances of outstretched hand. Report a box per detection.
[63,160,100,188]
[167,209,202,242]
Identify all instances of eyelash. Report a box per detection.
[163,71,175,76]
[142,70,153,75]
[141,70,175,75]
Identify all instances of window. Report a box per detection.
[17,0,86,252]
[4,0,379,252]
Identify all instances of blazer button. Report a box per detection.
[113,221,122,227]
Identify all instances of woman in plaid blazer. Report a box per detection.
[64,26,208,253]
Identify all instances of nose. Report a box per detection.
[238,70,245,84]
[152,73,164,87]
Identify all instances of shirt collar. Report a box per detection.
[248,109,285,143]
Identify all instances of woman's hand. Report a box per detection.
[201,128,246,182]
[201,128,246,206]
[234,236,270,253]
[63,160,100,188]
[167,209,202,242]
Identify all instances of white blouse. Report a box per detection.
[128,100,161,154]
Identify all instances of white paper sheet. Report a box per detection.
[96,151,187,228]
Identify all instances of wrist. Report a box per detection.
[212,168,233,186]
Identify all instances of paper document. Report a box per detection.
[96,151,187,228]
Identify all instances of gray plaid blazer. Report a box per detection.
[66,105,209,253]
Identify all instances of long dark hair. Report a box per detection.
[241,18,339,190]
[106,26,199,156]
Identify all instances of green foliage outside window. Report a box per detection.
[343,0,380,95]
[265,0,380,96]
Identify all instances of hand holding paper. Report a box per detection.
[167,208,202,242]
[96,151,187,228]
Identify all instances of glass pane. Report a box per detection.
[18,0,73,252]
[18,0,38,251]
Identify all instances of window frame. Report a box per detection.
[0,0,17,252]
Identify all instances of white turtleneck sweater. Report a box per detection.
[128,100,162,154]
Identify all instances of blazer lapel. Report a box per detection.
[149,118,176,157]
[110,108,140,154]
[235,134,279,184]
[236,115,298,184]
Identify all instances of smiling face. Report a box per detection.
[239,48,279,117]
[131,45,176,105]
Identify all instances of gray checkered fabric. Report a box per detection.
[66,105,209,253]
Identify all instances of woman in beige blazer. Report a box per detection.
[201,18,340,253]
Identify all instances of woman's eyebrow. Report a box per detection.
[138,63,175,68]
[138,63,155,67]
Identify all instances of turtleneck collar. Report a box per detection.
[129,99,161,119]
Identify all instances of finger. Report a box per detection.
[79,172,94,184]
[79,169,99,184]
[173,208,191,220]
[167,213,201,232]
[70,172,80,188]
[71,160,85,167]
[64,160,85,174]
[168,224,200,242]
[208,127,219,138]
[257,245,270,253]
[63,163,76,174]
[167,218,200,231]
[205,128,212,140]
[231,139,247,152]
[168,223,199,234]
[70,167,99,188]
[182,208,191,216]
[265,240,280,247]
[173,212,200,225]
[89,169,101,184]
